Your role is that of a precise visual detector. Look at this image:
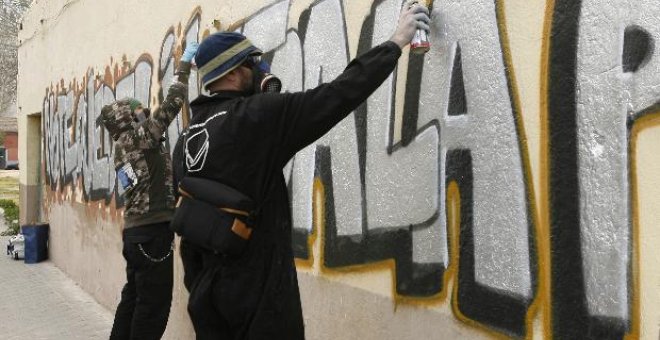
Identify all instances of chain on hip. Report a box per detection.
[138,241,175,263]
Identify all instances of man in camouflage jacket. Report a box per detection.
[101,42,197,340]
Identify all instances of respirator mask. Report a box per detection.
[245,55,282,94]
[134,108,150,123]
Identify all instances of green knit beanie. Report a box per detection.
[127,98,142,112]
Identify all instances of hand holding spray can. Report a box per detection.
[408,0,430,54]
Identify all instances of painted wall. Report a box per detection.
[17,0,660,339]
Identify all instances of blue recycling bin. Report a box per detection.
[22,224,49,264]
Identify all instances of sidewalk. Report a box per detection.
[0,236,113,339]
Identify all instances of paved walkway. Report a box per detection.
[0,236,113,339]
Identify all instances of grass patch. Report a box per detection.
[0,200,19,236]
[0,176,19,204]
[0,174,20,235]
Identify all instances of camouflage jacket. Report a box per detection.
[100,67,189,229]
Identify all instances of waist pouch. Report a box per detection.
[171,177,255,257]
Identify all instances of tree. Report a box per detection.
[0,0,30,115]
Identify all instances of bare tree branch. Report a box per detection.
[0,0,29,114]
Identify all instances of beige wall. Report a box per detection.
[18,0,660,339]
[18,114,41,223]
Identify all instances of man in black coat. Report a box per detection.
[175,4,430,339]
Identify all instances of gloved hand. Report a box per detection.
[176,42,198,83]
[389,2,431,49]
[181,41,199,63]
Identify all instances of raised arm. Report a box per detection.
[259,3,431,162]
[137,42,199,147]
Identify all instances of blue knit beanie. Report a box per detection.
[196,32,262,90]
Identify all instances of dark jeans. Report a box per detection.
[110,223,174,340]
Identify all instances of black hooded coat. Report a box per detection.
[174,41,402,339]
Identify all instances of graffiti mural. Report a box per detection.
[547,0,659,338]
[41,0,536,337]
[39,0,659,338]
[43,60,152,203]
[239,0,537,337]
[42,12,201,206]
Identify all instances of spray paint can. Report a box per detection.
[408,0,430,54]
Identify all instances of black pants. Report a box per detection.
[110,223,174,340]
[181,239,305,340]
[180,238,204,292]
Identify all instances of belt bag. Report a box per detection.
[171,177,256,257]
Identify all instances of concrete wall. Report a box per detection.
[17,0,660,339]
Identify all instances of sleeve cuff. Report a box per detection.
[176,61,192,76]
[382,40,403,56]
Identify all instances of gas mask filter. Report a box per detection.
[249,57,282,94]
[259,73,282,93]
